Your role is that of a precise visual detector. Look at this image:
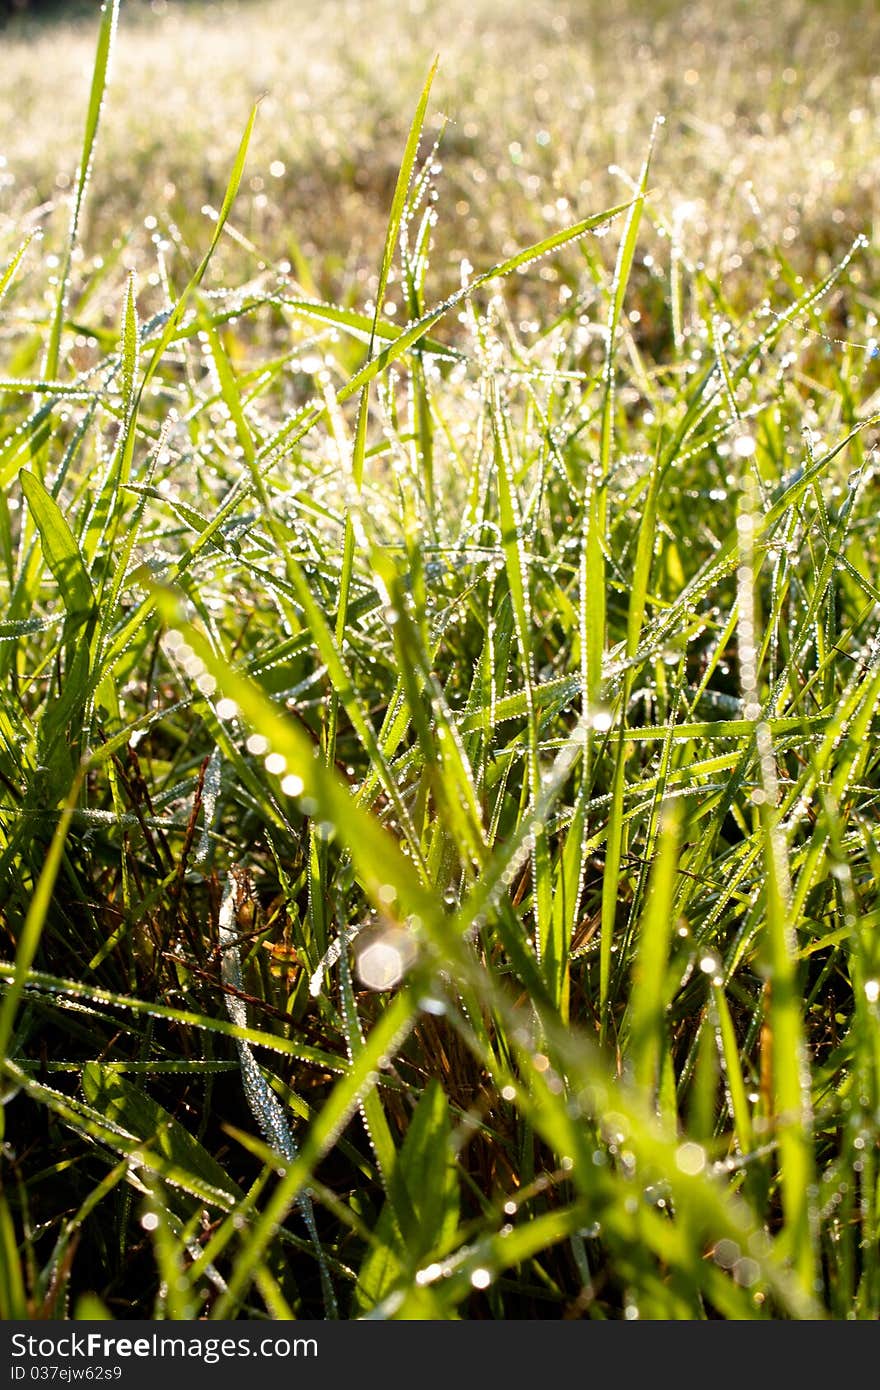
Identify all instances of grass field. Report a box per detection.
[1,0,880,1320]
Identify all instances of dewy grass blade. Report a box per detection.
[44,0,119,384]
[589,122,658,701]
[601,439,661,1033]
[0,963,341,1070]
[6,1062,239,1211]
[712,981,755,1162]
[337,944,417,1254]
[0,234,35,309]
[254,197,635,468]
[212,991,415,1316]
[151,591,439,928]
[490,380,557,998]
[277,297,459,359]
[111,102,259,509]
[218,866,338,1316]
[81,1062,244,1204]
[94,197,636,679]
[81,273,141,579]
[626,802,681,1099]
[18,470,95,622]
[373,58,438,354]
[591,133,660,1037]
[737,472,818,1295]
[331,60,437,777]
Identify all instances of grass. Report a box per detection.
[1,0,880,1320]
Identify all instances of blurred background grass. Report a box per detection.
[2,0,879,318]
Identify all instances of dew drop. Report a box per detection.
[355,928,417,991]
[675,1142,706,1175]
[713,1239,740,1269]
[733,1257,761,1288]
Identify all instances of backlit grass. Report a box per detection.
[1,0,879,1320]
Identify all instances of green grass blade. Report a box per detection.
[626,802,681,1099]
[19,469,95,621]
[44,0,119,382]
[0,1191,28,1319]
[0,234,34,309]
[81,1063,244,1202]
[0,771,82,1062]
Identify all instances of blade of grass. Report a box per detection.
[44,0,119,384]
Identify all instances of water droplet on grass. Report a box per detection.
[733,434,756,458]
[675,1142,706,1175]
[355,927,417,991]
[733,1257,761,1287]
[713,1239,740,1269]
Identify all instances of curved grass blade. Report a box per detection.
[19,470,95,622]
[81,1063,243,1204]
